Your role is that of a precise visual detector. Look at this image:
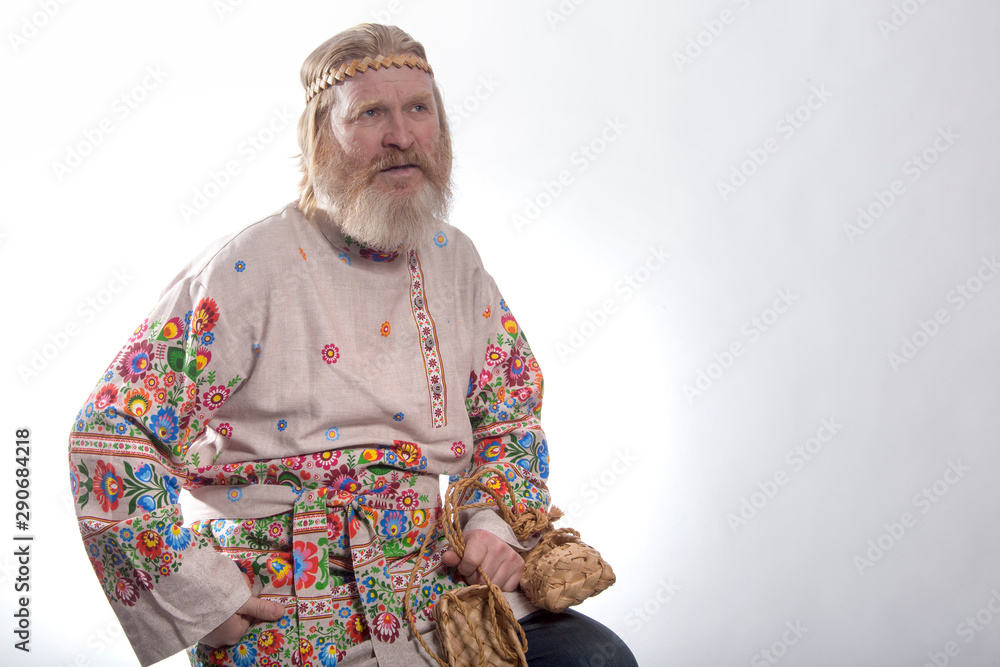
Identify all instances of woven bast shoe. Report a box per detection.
[520,525,616,613]
[406,478,615,666]
[434,583,528,667]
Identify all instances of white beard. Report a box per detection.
[318,175,450,251]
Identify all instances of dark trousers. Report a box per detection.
[521,608,639,667]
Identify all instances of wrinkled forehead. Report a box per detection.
[333,65,436,110]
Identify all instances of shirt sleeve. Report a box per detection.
[459,277,552,549]
[68,275,256,666]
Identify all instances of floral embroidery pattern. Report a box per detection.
[70,236,552,666]
[234,261,246,272]
[70,296,242,615]
[322,343,340,365]
[343,234,399,263]
[464,303,549,512]
[407,250,447,428]
[433,231,448,247]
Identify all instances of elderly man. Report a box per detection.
[69,23,636,667]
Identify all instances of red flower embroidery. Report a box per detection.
[266,554,294,588]
[118,340,154,383]
[372,611,401,642]
[484,344,506,367]
[501,352,528,387]
[93,460,121,512]
[476,437,506,463]
[191,298,220,335]
[202,385,230,411]
[136,530,164,559]
[322,343,340,364]
[501,313,518,335]
[258,629,285,656]
[346,613,367,643]
[114,575,140,606]
[392,440,422,466]
[160,317,184,341]
[293,541,320,589]
[93,384,118,410]
[313,450,340,470]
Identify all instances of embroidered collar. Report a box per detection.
[309,209,403,264]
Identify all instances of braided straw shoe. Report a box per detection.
[405,478,615,666]
[519,510,616,613]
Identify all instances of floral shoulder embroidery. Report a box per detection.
[73,297,241,460]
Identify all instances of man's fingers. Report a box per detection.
[457,538,487,579]
[200,596,285,648]
[239,596,286,622]
[494,554,524,591]
[442,530,525,590]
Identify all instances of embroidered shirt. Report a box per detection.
[69,204,551,666]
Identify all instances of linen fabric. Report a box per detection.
[68,204,551,666]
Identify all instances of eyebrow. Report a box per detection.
[348,92,435,118]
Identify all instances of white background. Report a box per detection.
[2,0,999,666]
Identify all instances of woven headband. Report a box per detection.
[305,53,433,102]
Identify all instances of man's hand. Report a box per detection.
[200,586,285,648]
[442,529,524,592]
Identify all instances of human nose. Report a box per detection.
[382,110,415,150]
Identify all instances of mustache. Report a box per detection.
[367,149,434,176]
